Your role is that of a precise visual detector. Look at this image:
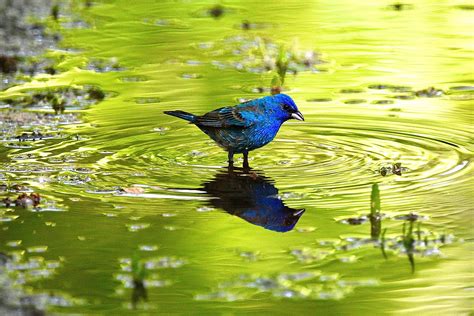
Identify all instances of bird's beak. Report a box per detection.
[293,209,305,216]
[291,111,304,121]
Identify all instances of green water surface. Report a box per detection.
[1,0,473,314]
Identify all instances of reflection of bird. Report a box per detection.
[202,167,305,232]
[164,94,304,167]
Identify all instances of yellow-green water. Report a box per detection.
[1,0,473,314]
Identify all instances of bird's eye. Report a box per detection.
[283,104,292,112]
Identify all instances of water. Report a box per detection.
[1,1,473,314]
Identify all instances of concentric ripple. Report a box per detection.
[64,119,471,199]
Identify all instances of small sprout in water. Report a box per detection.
[132,252,147,282]
[380,228,388,259]
[276,46,289,85]
[402,221,416,273]
[52,95,65,114]
[51,4,60,20]
[131,252,148,308]
[370,183,382,239]
[271,74,282,95]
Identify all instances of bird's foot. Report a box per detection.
[243,151,250,172]
[243,161,250,173]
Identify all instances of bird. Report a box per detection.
[164,94,304,167]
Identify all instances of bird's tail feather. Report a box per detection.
[164,110,196,122]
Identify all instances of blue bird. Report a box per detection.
[164,94,304,167]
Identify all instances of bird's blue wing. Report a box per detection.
[196,106,256,128]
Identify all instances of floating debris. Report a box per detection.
[0,183,32,193]
[455,5,474,10]
[339,216,368,225]
[290,248,333,263]
[380,162,404,176]
[387,3,414,11]
[143,256,186,269]
[372,100,394,105]
[367,84,412,92]
[57,173,93,186]
[180,73,202,79]
[196,206,214,212]
[195,291,242,302]
[2,85,106,113]
[86,58,124,72]
[6,240,22,247]
[449,85,474,91]
[135,97,161,104]
[393,212,429,222]
[195,271,375,302]
[344,99,366,104]
[296,226,317,233]
[139,245,159,252]
[0,1,63,90]
[414,87,444,98]
[1,192,41,208]
[120,76,148,82]
[238,20,271,30]
[27,245,48,253]
[390,94,414,100]
[198,35,324,77]
[126,223,150,232]
[152,18,189,29]
[340,88,364,94]
[238,251,260,262]
[161,213,176,217]
[120,187,145,194]
[307,98,332,102]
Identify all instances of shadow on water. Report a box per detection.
[202,166,305,232]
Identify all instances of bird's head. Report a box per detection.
[271,94,304,122]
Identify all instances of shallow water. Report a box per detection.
[1,0,473,314]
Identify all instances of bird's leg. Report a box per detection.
[243,150,250,171]
[227,150,234,168]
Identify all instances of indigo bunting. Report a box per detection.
[164,94,303,167]
[203,167,305,232]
